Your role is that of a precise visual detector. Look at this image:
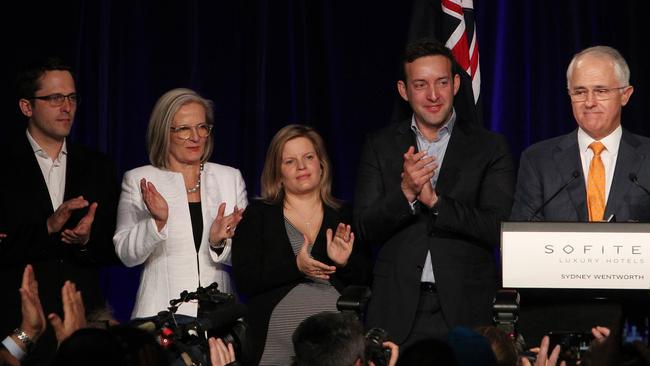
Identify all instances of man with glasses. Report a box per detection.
[511,45,650,223]
[0,57,119,364]
[510,46,650,347]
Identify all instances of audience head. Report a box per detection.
[397,338,459,366]
[51,326,169,366]
[565,45,633,139]
[261,124,339,208]
[16,57,77,142]
[147,88,215,169]
[446,326,497,366]
[397,38,460,133]
[292,311,365,366]
[475,326,518,366]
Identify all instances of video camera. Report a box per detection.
[131,282,249,366]
[337,285,392,366]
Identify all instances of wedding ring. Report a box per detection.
[226,225,232,231]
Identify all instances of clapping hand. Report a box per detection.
[296,234,336,280]
[140,178,168,232]
[18,265,46,346]
[47,196,89,234]
[48,281,87,344]
[401,147,436,202]
[61,202,97,245]
[209,203,244,246]
[326,223,354,267]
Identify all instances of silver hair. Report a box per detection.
[566,46,630,88]
[146,88,215,169]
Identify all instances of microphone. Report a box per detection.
[629,173,650,195]
[529,170,580,221]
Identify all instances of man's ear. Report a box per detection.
[19,99,33,118]
[452,73,461,96]
[397,80,408,102]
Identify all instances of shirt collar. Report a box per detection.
[410,108,456,142]
[26,129,68,160]
[577,125,622,155]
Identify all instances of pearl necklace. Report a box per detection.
[186,163,204,193]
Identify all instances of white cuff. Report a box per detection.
[2,336,26,361]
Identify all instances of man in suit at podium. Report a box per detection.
[510,45,650,344]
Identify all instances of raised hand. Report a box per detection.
[48,281,87,344]
[140,178,168,232]
[296,234,336,280]
[326,223,354,267]
[209,203,245,246]
[61,202,97,245]
[209,337,236,366]
[401,146,437,202]
[47,196,89,234]
[18,265,46,345]
[521,336,565,366]
[591,326,610,345]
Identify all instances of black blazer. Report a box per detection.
[232,199,371,365]
[0,135,119,362]
[510,128,650,222]
[354,118,515,343]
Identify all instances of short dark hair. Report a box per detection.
[292,312,365,366]
[16,56,74,100]
[401,38,457,80]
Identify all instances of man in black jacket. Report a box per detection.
[354,39,515,347]
[0,57,119,364]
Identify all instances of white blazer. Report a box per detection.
[113,163,248,319]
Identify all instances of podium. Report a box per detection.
[500,222,650,346]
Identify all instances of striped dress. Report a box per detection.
[259,218,340,365]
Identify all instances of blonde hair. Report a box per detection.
[146,88,215,168]
[261,124,341,209]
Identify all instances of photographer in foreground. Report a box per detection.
[292,311,398,366]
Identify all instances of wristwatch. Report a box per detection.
[13,328,34,351]
[210,238,227,249]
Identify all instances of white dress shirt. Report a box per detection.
[577,125,622,205]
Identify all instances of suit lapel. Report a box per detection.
[435,122,472,195]
[17,136,56,214]
[553,131,588,221]
[605,130,643,218]
[63,143,82,201]
[394,120,417,155]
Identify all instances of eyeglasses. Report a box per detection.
[170,123,213,140]
[568,86,629,102]
[30,93,79,107]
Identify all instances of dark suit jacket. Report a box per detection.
[509,128,650,344]
[232,200,371,365]
[510,128,650,222]
[0,135,119,363]
[354,118,515,343]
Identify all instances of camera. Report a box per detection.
[547,331,592,365]
[365,327,392,366]
[336,286,392,366]
[131,282,249,365]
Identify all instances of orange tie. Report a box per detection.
[587,141,606,221]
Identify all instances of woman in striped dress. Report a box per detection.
[232,124,371,365]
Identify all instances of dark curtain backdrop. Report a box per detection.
[3,0,650,321]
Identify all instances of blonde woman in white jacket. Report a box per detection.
[113,88,247,319]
